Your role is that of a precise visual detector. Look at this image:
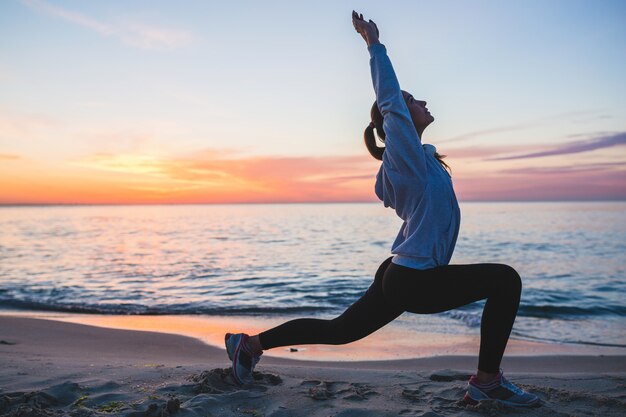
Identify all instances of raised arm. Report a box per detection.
[352,11,427,178]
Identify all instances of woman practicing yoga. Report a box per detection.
[225,11,540,407]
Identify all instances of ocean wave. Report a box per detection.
[442,298,626,320]
[0,296,330,316]
[444,310,481,327]
[517,303,626,318]
[512,332,626,348]
[3,294,623,322]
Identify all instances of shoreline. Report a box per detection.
[1,315,625,416]
[2,309,625,362]
[4,315,625,370]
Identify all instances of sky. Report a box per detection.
[0,0,625,204]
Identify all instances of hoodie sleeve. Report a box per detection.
[368,43,427,180]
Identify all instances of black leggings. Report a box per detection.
[258,256,522,373]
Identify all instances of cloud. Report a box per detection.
[438,122,531,144]
[0,153,21,161]
[70,153,166,176]
[0,110,59,138]
[486,132,626,161]
[21,0,192,50]
[440,145,530,159]
[5,145,624,203]
[67,150,380,203]
[438,110,603,144]
[453,167,626,201]
[156,153,379,198]
[451,156,626,201]
[500,162,626,175]
[565,131,615,139]
[120,21,193,50]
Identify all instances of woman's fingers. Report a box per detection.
[353,10,365,22]
[352,11,372,25]
[370,20,379,37]
[352,13,364,31]
[352,11,360,28]
[352,10,378,40]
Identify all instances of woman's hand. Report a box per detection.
[352,10,380,47]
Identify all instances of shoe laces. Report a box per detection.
[500,373,525,395]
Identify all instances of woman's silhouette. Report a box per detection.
[225,10,540,407]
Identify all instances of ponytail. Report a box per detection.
[364,100,451,174]
[363,101,385,161]
[364,123,384,161]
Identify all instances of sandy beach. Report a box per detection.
[1,315,625,416]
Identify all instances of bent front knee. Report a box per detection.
[498,264,522,295]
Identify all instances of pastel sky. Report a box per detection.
[1,0,625,204]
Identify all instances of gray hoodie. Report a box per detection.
[369,43,461,270]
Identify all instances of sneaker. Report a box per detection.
[463,368,540,407]
[224,333,262,385]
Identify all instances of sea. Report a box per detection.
[0,202,624,351]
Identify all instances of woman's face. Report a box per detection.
[402,90,434,132]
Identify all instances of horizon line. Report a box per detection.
[1,198,625,207]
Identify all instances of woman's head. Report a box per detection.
[364,91,450,173]
[365,91,433,153]
[401,90,434,132]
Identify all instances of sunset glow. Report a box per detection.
[1,0,625,204]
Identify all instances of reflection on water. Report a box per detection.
[0,202,625,349]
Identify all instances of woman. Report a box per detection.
[224,11,540,408]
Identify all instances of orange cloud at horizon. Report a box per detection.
[453,168,626,201]
[0,150,382,205]
[1,146,624,205]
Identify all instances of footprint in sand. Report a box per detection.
[428,369,472,382]
[337,382,379,401]
[463,398,511,415]
[144,397,181,417]
[0,381,84,416]
[187,367,282,394]
[525,384,623,409]
[401,388,422,402]
[301,380,335,400]
[300,380,379,401]
[399,407,447,417]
